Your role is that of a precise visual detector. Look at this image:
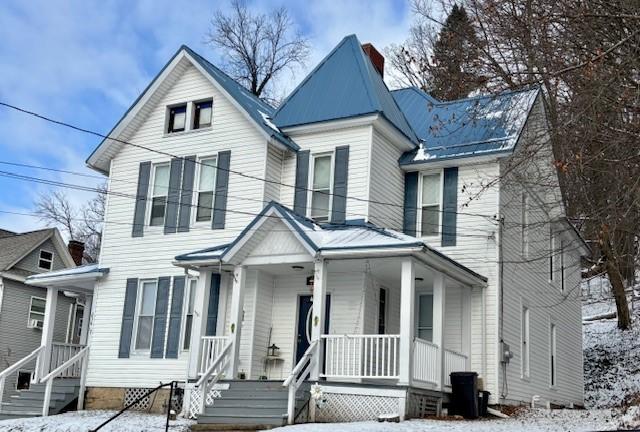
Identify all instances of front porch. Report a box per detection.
[174,203,486,423]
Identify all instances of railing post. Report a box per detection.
[0,376,5,413]
[42,378,53,416]
[310,258,327,381]
[188,271,212,379]
[227,266,246,379]
[433,273,446,390]
[77,349,90,410]
[287,382,296,424]
[36,287,58,381]
[398,258,415,386]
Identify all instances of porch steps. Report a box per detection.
[198,380,308,428]
[0,378,80,421]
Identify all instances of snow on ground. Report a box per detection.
[0,410,194,432]
[270,408,620,432]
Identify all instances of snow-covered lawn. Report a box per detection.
[270,408,621,432]
[0,410,194,431]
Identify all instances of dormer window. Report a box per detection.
[309,153,333,222]
[149,163,170,226]
[193,100,213,129]
[167,104,187,133]
[38,250,54,271]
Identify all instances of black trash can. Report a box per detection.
[478,390,490,417]
[449,372,479,419]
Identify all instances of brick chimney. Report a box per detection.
[68,240,85,266]
[362,43,384,78]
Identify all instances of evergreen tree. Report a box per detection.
[430,4,483,100]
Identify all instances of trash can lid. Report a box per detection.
[450,371,478,377]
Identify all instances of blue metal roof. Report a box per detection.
[394,87,540,165]
[273,35,418,144]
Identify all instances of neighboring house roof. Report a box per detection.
[87,45,298,175]
[174,201,486,284]
[272,35,418,144]
[0,228,16,239]
[394,87,540,165]
[0,228,76,272]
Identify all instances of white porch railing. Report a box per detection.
[199,336,229,375]
[40,345,90,416]
[322,334,400,379]
[412,337,439,385]
[283,340,318,425]
[444,349,469,387]
[195,340,232,416]
[0,346,44,413]
[49,342,85,378]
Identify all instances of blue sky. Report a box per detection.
[0,0,413,233]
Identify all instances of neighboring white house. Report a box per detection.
[18,34,587,426]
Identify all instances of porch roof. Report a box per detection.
[25,263,109,293]
[174,202,487,286]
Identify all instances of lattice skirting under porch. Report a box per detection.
[123,388,152,410]
[314,391,402,422]
[186,385,223,419]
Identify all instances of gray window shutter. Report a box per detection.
[150,276,170,358]
[118,278,138,358]
[212,151,231,230]
[206,274,221,336]
[403,171,419,237]
[132,162,151,237]
[164,158,184,234]
[165,276,185,359]
[177,156,196,232]
[293,150,310,215]
[442,167,459,246]
[331,146,349,224]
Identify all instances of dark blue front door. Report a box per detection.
[296,295,330,363]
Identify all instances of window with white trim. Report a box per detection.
[521,306,530,378]
[550,323,557,387]
[309,153,333,222]
[193,100,213,129]
[27,296,45,329]
[183,279,197,350]
[134,280,158,351]
[420,172,442,237]
[149,163,170,226]
[38,250,54,271]
[417,294,433,341]
[167,104,187,133]
[195,157,217,222]
[522,193,529,257]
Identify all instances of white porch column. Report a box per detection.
[433,273,446,390]
[79,295,93,346]
[310,258,328,380]
[227,265,246,378]
[398,258,415,386]
[35,287,58,381]
[187,270,212,378]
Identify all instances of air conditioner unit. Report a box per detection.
[28,319,43,330]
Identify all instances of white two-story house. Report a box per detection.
[14,34,587,427]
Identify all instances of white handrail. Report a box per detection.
[196,340,232,415]
[284,340,318,425]
[0,346,44,413]
[41,346,90,417]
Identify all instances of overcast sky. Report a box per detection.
[0,0,414,233]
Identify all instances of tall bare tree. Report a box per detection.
[207,0,309,102]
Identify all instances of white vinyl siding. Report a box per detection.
[521,193,529,257]
[550,323,557,387]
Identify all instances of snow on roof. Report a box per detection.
[394,87,540,164]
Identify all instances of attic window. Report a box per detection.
[38,250,54,271]
[193,100,213,129]
[167,104,187,133]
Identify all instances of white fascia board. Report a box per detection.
[401,153,504,171]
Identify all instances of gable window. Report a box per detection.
[193,100,213,129]
[167,104,187,133]
[378,288,387,335]
[149,164,170,226]
[309,154,332,222]
[27,296,46,329]
[16,371,33,391]
[420,173,442,237]
[134,280,157,351]
[521,306,530,378]
[417,294,433,341]
[195,157,217,222]
[550,323,557,387]
[522,193,529,257]
[38,250,54,271]
[183,279,197,350]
